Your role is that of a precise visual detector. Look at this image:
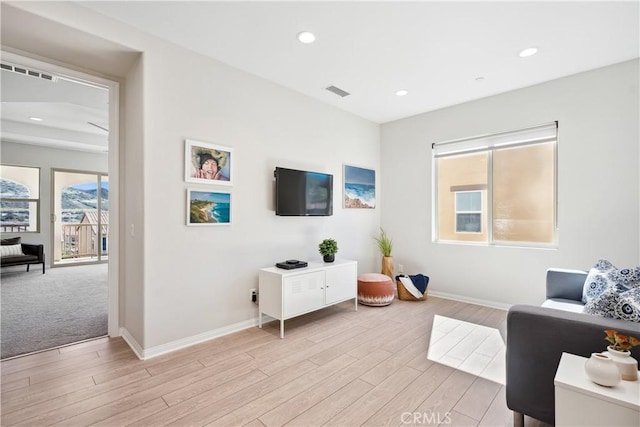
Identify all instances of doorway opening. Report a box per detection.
[0,50,120,358]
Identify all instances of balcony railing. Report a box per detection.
[61,223,109,259]
[0,224,29,232]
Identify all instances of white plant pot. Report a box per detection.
[584,352,621,387]
[604,345,638,381]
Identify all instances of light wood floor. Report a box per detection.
[1,296,550,426]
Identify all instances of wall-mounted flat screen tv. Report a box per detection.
[274,167,333,216]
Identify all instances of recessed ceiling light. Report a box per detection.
[396,89,409,96]
[29,117,43,121]
[519,47,538,58]
[297,31,316,44]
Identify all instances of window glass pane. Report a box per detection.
[55,172,109,262]
[437,153,488,242]
[456,192,481,211]
[0,201,39,232]
[100,176,109,258]
[1,179,30,198]
[469,192,481,210]
[0,165,40,233]
[456,213,481,232]
[455,192,470,211]
[0,165,39,198]
[493,142,555,243]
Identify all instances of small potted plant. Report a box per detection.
[318,238,338,263]
[605,329,640,353]
[374,227,393,279]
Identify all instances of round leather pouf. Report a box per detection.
[357,273,394,306]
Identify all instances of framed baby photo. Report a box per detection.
[185,139,233,186]
[186,189,231,226]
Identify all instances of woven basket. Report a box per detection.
[396,279,428,301]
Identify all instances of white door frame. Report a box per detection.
[2,50,121,337]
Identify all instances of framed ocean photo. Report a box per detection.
[187,189,231,226]
[343,164,375,209]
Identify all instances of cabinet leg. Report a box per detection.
[280,320,284,339]
[513,412,524,427]
[259,312,262,329]
[355,297,358,311]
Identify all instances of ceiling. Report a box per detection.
[80,1,639,123]
[1,1,638,153]
[0,65,109,153]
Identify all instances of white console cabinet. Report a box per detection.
[554,352,640,426]
[258,259,357,338]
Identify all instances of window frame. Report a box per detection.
[454,190,483,234]
[0,164,41,233]
[432,122,558,248]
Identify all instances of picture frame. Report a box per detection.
[186,189,231,226]
[185,139,233,185]
[343,164,375,209]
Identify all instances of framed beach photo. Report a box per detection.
[343,164,375,209]
[185,139,233,185]
[187,189,231,226]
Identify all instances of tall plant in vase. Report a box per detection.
[374,228,393,279]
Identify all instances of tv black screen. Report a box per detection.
[275,167,333,216]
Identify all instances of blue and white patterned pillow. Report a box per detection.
[608,266,640,287]
[581,259,640,304]
[584,289,619,319]
[615,287,640,322]
[584,287,640,323]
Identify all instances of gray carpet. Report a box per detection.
[1,263,108,359]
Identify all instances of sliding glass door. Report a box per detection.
[52,169,109,265]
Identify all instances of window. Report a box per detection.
[0,165,40,233]
[455,191,482,233]
[433,122,557,246]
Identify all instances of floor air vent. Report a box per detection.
[325,85,350,98]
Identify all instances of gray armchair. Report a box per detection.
[506,269,640,426]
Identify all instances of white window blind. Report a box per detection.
[433,122,557,158]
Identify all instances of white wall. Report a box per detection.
[381,60,640,308]
[0,141,108,260]
[3,3,381,353]
[142,37,380,348]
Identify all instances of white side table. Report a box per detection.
[554,352,640,427]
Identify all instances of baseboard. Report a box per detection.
[120,327,145,360]
[120,315,276,360]
[428,290,511,311]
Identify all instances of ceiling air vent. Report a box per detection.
[325,85,350,98]
[0,63,57,82]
